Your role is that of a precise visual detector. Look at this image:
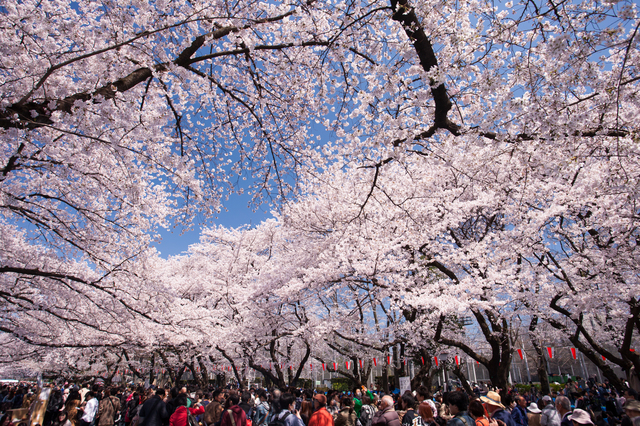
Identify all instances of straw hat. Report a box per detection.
[480,391,505,409]
[527,402,541,414]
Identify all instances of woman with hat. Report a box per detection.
[480,392,515,426]
[526,403,541,426]
[567,409,594,426]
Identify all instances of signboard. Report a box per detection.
[399,376,411,395]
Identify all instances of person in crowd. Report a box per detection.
[81,392,100,426]
[252,390,270,426]
[169,394,204,426]
[360,395,377,426]
[300,401,313,426]
[308,394,334,426]
[468,399,489,426]
[220,394,247,426]
[401,394,418,426]
[512,397,528,426]
[622,400,640,426]
[326,393,340,419]
[372,395,401,426]
[275,393,305,426]
[526,403,541,426]
[481,391,515,426]
[540,397,560,426]
[66,390,83,426]
[138,388,168,426]
[205,390,225,426]
[239,392,253,417]
[335,397,356,426]
[98,389,121,426]
[568,410,593,426]
[445,391,474,426]
[418,402,439,426]
[554,397,572,426]
[53,412,73,426]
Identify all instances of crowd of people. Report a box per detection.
[1,378,639,426]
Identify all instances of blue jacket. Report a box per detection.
[447,412,475,426]
[512,407,528,426]
[492,410,516,426]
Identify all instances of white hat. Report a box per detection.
[569,409,594,425]
[527,402,541,414]
[542,396,553,402]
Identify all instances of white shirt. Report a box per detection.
[82,397,99,422]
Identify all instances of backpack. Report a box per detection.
[267,412,290,426]
[188,410,199,426]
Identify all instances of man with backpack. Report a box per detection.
[271,393,304,426]
[97,389,121,426]
[220,394,247,426]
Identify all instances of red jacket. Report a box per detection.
[170,406,205,426]
[220,405,247,426]
[309,408,335,426]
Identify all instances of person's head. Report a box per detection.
[380,395,394,410]
[227,393,240,406]
[362,394,373,406]
[480,391,505,415]
[541,396,552,408]
[313,394,327,409]
[57,412,68,423]
[418,402,435,421]
[416,386,429,403]
[468,399,486,419]
[626,389,638,401]
[341,396,353,409]
[447,391,469,416]
[555,396,571,416]
[213,390,224,402]
[241,392,251,403]
[156,388,166,398]
[517,396,527,408]
[354,388,362,399]
[625,400,640,419]
[180,387,187,394]
[170,387,179,399]
[402,393,416,410]
[281,393,296,411]
[175,394,189,407]
[569,409,594,426]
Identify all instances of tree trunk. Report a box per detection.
[452,362,474,395]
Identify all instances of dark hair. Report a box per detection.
[281,393,296,409]
[402,393,416,409]
[362,394,373,405]
[417,386,430,399]
[175,394,189,407]
[171,387,179,399]
[341,396,353,408]
[257,389,267,399]
[468,399,485,418]
[228,393,240,406]
[156,388,166,397]
[241,392,251,403]
[447,391,469,412]
[213,390,222,399]
[626,389,638,399]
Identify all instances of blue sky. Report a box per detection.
[154,192,273,257]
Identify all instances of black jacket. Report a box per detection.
[139,395,169,426]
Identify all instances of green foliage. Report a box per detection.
[332,377,353,391]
